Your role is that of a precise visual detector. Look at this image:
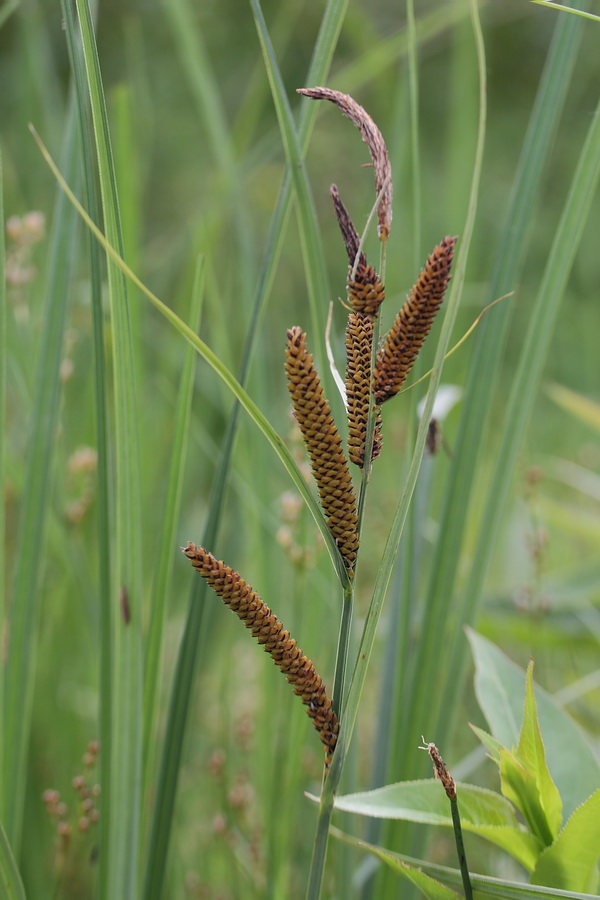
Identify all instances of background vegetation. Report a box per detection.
[1,0,599,897]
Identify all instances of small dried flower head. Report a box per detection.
[183,544,339,766]
[285,326,359,572]
[298,87,392,239]
[420,739,456,800]
[345,313,382,467]
[374,236,457,404]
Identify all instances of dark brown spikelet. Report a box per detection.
[285,327,359,572]
[348,263,385,317]
[346,313,382,467]
[374,236,457,404]
[183,543,339,766]
[330,184,365,269]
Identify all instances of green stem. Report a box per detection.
[450,794,473,900]
[332,583,355,714]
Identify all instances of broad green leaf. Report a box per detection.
[532,791,600,894]
[545,383,600,434]
[468,630,600,819]
[516,663,562,841]
[332,828,596,899]
[499,749,554,848]
[331,779,542,870]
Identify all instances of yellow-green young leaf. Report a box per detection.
[499,749,555,848]
[516,663,563,841]
[531,790,600,894]
[546,383,600,434]
[331,779,543,871]
[470,723,504,763]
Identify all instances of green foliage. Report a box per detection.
[2,0,599,898]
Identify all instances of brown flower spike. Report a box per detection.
[298,87,392,239]
[285,327,359,572]
[183,543,339,766]
[374,236,457,404]
[330,184,365,269]
[345,313,382,467]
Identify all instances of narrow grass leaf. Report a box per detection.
[142,3,349,896]
[393,2,589,789]
[142,257,205,792]
[545,383,600,434]
[3,99,78,851]
[60,3,113,897]
[0,152,5,820]
[250,0,330,374]
[0,823,26,900]
[334,832,600,900]
[74,0,144,894]
[530,2,600,22]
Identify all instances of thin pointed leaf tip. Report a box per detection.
[183,544,339,766]
[374,236,457,403]
[285,326,359,572]
[298,87,392,239]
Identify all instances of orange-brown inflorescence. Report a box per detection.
[373,236,457,404]
[345,313,382,467]
[347,263,385,317]
[183,543,339,766]
[285,327,359,572]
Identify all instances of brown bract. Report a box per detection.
[330,184,366,269]
[298,87,392,239]
[183,543,339,766]
[374,236,457,403]
[285,326,359,572]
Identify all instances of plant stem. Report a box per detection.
[450,794,473,900]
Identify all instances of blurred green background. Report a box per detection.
[2,0,599,897]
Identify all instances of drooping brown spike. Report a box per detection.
[346,313,382,467]
[330,184,365,269]
[347,263,385,317]
[183,543,339,767]
[297,87,393,239]
[374,236,457,404]
[285,327,359,572]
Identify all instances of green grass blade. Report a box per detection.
[73,0,144,894]
[3,101,79,852]
[0,152,5,822]
[0,823,26,900]
[250,0,331,375]
[142,256,205,793]
[60,3,113,897]
[530,1,600,22]
[458,85,600,697]
[142,3,349,895]
[394,1,588,784]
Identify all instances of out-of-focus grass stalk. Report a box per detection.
[73,0,144,895]
[3,99,79,852]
